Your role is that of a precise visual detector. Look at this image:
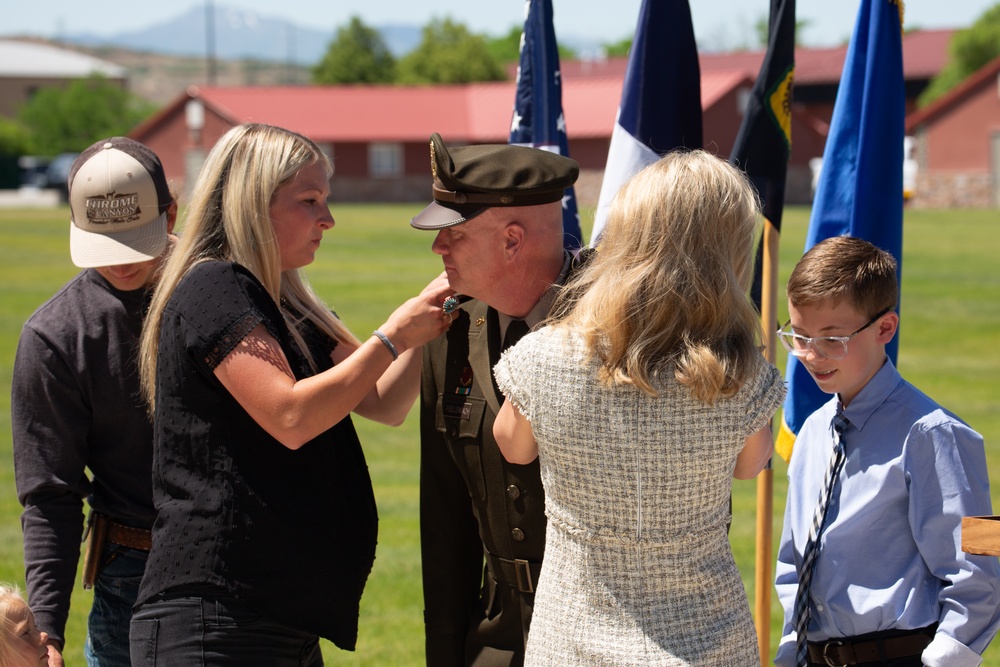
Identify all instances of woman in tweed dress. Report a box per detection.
[493,150,786,666]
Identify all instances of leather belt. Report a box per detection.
[484,551,541,594]
[105,519,152,551]
[807,626,934,666]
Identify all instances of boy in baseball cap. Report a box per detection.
[12,137,175,666]
[68,136,174,269]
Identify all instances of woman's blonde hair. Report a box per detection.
[552,149,763,404]
[139,123,357,408]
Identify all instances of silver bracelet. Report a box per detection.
[372,330,399,361]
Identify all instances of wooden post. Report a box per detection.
[755,219,781,665]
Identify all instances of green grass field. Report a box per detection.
[0,203,997,665]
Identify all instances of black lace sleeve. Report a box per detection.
[166,261,287,373]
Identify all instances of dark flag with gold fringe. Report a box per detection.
[730,0,795,317]
[727,1,795,662]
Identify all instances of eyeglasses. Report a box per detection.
[777,307,891,360]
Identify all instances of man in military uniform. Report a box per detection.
[411,133,582,666]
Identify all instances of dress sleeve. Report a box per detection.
[741,357,787,435]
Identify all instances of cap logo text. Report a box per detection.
[85,192,142,226]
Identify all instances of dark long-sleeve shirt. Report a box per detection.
[11,268,156,646]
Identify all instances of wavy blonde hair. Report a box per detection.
[139,123,357,409]
[552,150,763,403]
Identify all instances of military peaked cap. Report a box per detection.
[410,132,579,230]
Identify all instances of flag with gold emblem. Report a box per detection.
[730,0,795,317]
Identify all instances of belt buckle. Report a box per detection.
[822,640,847,667]
[513,558,534,593]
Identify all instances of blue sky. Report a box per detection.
[2,0,997,48]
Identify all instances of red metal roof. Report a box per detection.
[176,70,748,145]
[132,29,950,148]
[905,53,1000,131]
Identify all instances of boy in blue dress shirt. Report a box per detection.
[774,236,1000,667]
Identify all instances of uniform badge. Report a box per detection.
[455,366,473,395]
[443,397,473,421]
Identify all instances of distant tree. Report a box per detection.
[0,117,32,155]
[0,117,33,188]
[486,25,577,66]
[487,26,524,64]
[920,3,1000,107]
[397,18,505,84]
[313,16,396,84]
[18,74,156,155]
[603,38,632,58]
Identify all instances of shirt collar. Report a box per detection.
[839,356,903,431]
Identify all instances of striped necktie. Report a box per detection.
[794,410,850,667]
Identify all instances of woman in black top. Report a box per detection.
[131,123,452,665]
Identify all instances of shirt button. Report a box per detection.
[511,528,525,542]
[507,485,521,500]
[816,604,825,612]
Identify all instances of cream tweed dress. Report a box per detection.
[494,327,786,666]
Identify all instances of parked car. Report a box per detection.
[45,153,79,202]
[17,155,51,189]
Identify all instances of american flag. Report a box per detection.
[509,0,582,250]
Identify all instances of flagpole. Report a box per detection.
[755,219,780,665]
[725,0,795,651]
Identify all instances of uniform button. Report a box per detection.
[506,485,521,500]
[511,528,525,541]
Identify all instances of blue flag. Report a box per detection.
[590,0,702,245]
[776,0,905,461]
[509,0,582,250]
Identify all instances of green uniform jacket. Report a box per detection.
[420,298,544,667]
[419,250,591,667]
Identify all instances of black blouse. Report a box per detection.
[136,261,378,650]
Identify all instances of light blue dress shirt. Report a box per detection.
[775,358,1000,667]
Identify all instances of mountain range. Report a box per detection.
[54,3,603,66]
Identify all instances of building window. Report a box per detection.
[369,143,403,178]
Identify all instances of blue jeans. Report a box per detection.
[84,543,148,667]
[130,591,323,666]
